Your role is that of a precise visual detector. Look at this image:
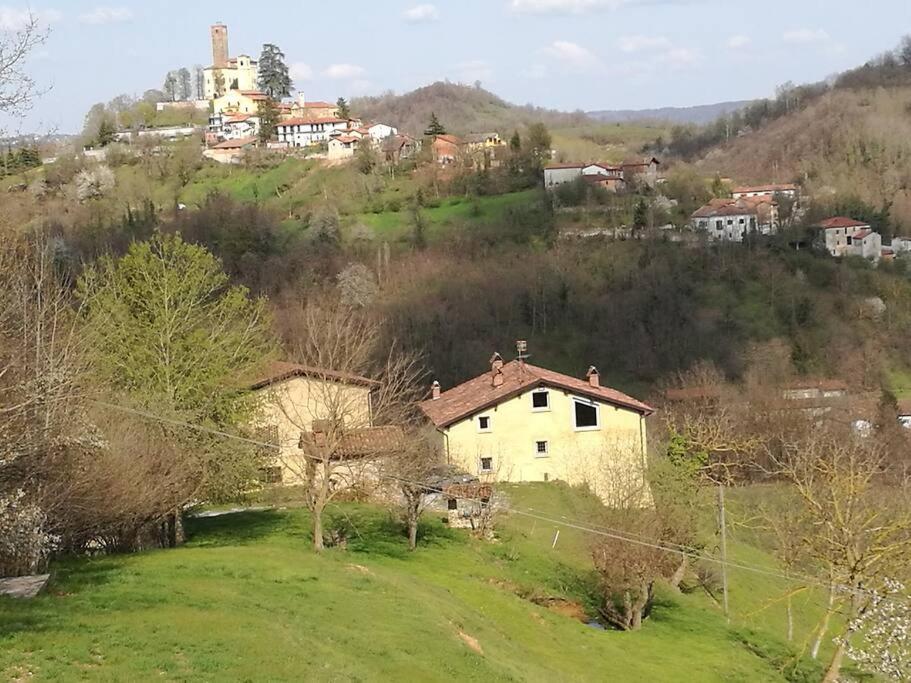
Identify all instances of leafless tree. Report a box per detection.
[384,428,444,550]
[0,13,48,120]
[275,299,424,551]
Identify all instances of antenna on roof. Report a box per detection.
[516,340,529,366]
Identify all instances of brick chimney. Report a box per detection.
[586,366,600,388]
[490,352,505,387]
[431,380,441,400]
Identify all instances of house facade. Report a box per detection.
[288,97,339,120]
[732,183,799,201]
[328,135,360,159]
[250,361,377,484]
[213,90,270,117]
[544,159,658,190]
[420,354,654,505]
[691,197,779,241]
[466,132,504,151]
[814,217,876,258]
[433,134,464,164]
[276,117,350,147]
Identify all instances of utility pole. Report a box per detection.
[718,483,729,620]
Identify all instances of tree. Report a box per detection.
[424,112,446,136]
[193,65,205,100]
[76,234,273,540]
[97,117,117,147]
[522,122,552,171]
[257,98,280,144]
[0,13,47,119]
[257,44,292,99]
[633,198,648,232]
[385,432,444,550]
[177,67,192,101]
[336,97,350,119]
[842,579,911,680]
[163,71,178,102]
[899,35,911,68]
[355,139,377,175]
[276,300,424,551]
[213,70,226,98]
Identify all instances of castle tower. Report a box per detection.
[211,23,229,68]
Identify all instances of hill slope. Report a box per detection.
[693,86,911,229]
[589,100,753,125]
[0,485,825,681]
[352,82,592,136]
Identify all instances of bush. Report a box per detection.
[0,490,57,577]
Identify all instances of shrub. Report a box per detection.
[0,490,58,577]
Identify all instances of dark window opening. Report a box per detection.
[574,401,598,428]
[447,498,458,511]
[536,440,548,455]
[478,416,491,430]
[532,391,549,409]
[480,457,493,472]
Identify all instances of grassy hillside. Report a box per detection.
[0,484,828,682]
[694,86,911,230]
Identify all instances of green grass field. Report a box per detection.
[0,483,831,682]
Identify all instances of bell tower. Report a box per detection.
[211,23,229,68]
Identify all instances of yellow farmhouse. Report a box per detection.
[250,361,378,484]
[420,354,654,505]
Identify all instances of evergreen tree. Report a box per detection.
[336,97,350,119]
[633,198,648,231]
[257,44,293,99]
[509,130,521,151]
[424,112,446,136]
[193,65,205,100]
[177,68,192,101]
[257,99,280,144]
[97,118,117,147]
[163,71,178,102]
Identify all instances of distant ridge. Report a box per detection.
[588,100,753,126]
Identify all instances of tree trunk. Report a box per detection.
[822,638,847,683]
[812,583,836,659]
[312,504,324,552]
[670,556,688,591]
[406,494,421,551]
[786,594,794,642]
[408,516,418,551]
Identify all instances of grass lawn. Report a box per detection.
[0,483,826,682]
[356,190,540,241]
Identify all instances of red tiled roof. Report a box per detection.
[303,101,336,108]
[816,217,870,230]
[853,229,873,239]
[225,115,252,123]
[250,361,379,390]
[334,135,359,144]
[238,90,269,101]
[420,360,653,429]
[300,426,406,460]
[434,134,462,145]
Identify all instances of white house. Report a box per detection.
[276,117,350,147]
[849,229,883,260]
[221,114,259,141]
[359,123,397,143]
[544,163,584,187]
[814,217,874,258]
[691,197,779,241]
[732,183,799,201]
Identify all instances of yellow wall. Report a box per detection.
[253,376,372,485]
[439,386,650,506]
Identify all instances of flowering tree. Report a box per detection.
[842,579,911,681]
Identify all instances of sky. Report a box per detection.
[2,0,911,134]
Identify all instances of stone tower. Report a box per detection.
[211,23,228,68]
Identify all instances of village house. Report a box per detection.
[814,217,881,260]
[202,137,256,164]
[420,349,654,505]
[249,361,382,484]
[691,196,779,241]
[203,24,258,100]
[287,96,338,120]
[465,132,505,151]
[327,135,360,160]
[732,183,799,201]
[212,90,270,117]
[543,159,658,190]
[357,123,398,143]
[383,134,421,164]
[432,134,464,165]
[275,117,350,147]
[220,114,260,141]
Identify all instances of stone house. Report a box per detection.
[691,196,779,241]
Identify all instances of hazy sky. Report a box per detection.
[2,0,910,133]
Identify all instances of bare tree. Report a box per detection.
[385,429,444,550]
[275,299,424,551]
[0,13,48,120]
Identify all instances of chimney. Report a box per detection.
[490,352,505,387]
[586,366,600,388]
[431,380,441,400]
[211,23,229,69]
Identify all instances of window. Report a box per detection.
[447,498,458,511]
[477,415,492,432]
[535,440,549,457]
[739,218,745,224]
[480,457,493,473]
[532,390,550,411]
[715,220,723,230]
[573,399,599,430]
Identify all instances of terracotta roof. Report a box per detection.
[733,183,798,194]
[816,217,870,230]
[854,229,873,240]
[238,91,269,101]
[334,135,359,144]
[303,101,336,108]
[225,115,252,123]
[250,360,379,390]
[211,137,256,150]
[692,196,775,219]
[420,360,653,429]
[300,426,406,460]
[434,134,462,145]
[277,116,348,127]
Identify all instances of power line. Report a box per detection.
[90,398,899,606]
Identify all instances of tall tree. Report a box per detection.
[522,122,552,171]
[257,44,292,99]
[193,65,205,100]
[163,71,178,102]
[177,67,192,101]
[424,112,446,136]
[336,97,350,119]
[0,13,47,119]
[257,98,279,144]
